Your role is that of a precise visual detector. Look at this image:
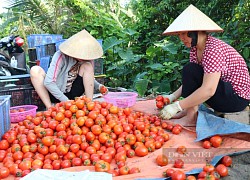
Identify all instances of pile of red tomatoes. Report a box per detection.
[0,96,177,179]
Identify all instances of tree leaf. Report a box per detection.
[102,36,124,52]
[135,79,149,97]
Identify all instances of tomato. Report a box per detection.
[0,140,9,150]
[100,86,108,95]
[135,145,148,157]
[119,165,130,175]
[83,159,91,166]
[64,152,76,160]
[72,157,82,166]
[115,152,127,162]
[37,144,49,155]
[174,159,184,168]
[202,140,211,149]
[42,136,54,147]
[221,155,232,167]
[163,168,175,177]
[163,97,170,105]
[109,106,118,114]
[9,163,19,175]
[126,134,136,145]
[156,95,164,102]
[172,126,181,135]
[91,125,102,135]
[107,169,119,177]
[0,167,10,178]
[176,146,187,155]
[52,160,61,170]
[171,170,186,180]
[156,101,164,109]
[203,163,215,173]
[126,149,135,158]
[72,134,82,144]
[210,135,222,148]
[129,167,140,174]
[43,163,53,169]
[56,145,69,156]
[0,150,6,162]
[143,141,154,152]
[13,151,24,161]
[186,175,196,180]
[75,99,85,109]
[101,153,112,163]
[32,159,43,168]
[113,125,123,135]
[215,164,228,177]
[55,111,65,121]
[156,154,168,166]
[69,144,79,154]
[105,147,116,158]
[61,160,71,169]
[64,110,73,118]
[95,160,110,172]
[19,160,32,171]
[69,104,78,113]
[48,120,59,130]
[85,146,96,155]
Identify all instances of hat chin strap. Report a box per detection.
[188,31,198,47]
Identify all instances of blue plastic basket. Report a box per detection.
[40,56,51,73]
[0,95,11,139]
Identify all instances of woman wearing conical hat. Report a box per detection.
[159,5,250,125]
[30,29,107,109]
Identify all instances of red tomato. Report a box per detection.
[101,153,112,163]
[0,167,10,178]
[129,167,140,174]
[95,160,110,172]
[135,145,148,157]
[210,135,222,148]
[155,95,164,102]
[156,101,164,109]
[156,154,168,166]
[215,164,228,177]
[176,146,187,155]
[100,86,108,95]
[163,168,175,177]
[203,164,215,173]
[221,155,232,167]
[0,140,9,150]
[174,159,184,168]
[203,140,212,149]
[171,170,186,180]
[119,165,130,175]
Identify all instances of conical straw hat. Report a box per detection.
[162,4,223,35]
[59,29,103,60]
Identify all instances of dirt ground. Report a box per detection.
[222,151,250,180]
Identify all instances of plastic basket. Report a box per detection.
[103,92,138,108]
[10,105,38,123]
[0,95,11,139]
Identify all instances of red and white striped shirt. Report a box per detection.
[190,35,250,100]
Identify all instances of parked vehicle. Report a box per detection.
[0,27,28,76]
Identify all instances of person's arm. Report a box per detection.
[172,86,182,100]
[44,52,69,102]
[160,72,221,119]
[179,72,221,109]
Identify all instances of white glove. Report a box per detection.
[159,101,182,120]
[163,94,176,104]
